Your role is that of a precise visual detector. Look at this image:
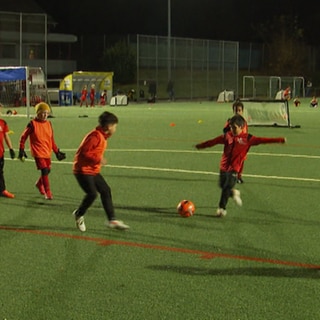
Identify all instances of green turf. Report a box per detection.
[1,100,320,320]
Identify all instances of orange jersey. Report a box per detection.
[19,119,58,158]
[73,126,109,175]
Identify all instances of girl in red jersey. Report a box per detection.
[72,111,129,232]
[80,85,88,107]
[0,117,15,198]
[90,84,95,107]
[223,100,248,183]
[196,114,286,217]
[18,102,66,200]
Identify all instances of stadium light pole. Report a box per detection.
[167,0,171,81]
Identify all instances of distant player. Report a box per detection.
[90,84,95,107]
[80,85,88,107]
[293,97,301,107]
[283,86,291,100]
[99,90,107,106]
[310,96,318,108]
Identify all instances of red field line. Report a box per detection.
[1,226,319,269]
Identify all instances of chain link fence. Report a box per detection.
[128,34,239,101]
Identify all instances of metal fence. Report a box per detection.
[129,34,239,101]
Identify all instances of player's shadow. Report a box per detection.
[147,265,320,279]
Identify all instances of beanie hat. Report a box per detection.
[35,102,50,114]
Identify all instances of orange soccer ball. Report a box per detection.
[177,200,195,218]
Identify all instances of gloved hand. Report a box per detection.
[9,149,15,159]
[55,150,66,161]
[18,148,27,162]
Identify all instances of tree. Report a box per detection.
[101,41,136,85]
[256,15,308,75]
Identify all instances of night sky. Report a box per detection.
[34,0,320,44]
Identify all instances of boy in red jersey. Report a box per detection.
[223,100,248,183]
[80,85,88,107]
[72,111,129,232]
[196,114,286,217]
[0,117,15,198]
[18,102,66,200]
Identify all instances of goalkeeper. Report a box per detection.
[196,114,286,218]
[18,102,66,200]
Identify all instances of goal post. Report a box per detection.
[243,75,305,100]
[242,99,300,128]
[0,66,49,118]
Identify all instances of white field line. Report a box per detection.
[60,148,320,159]
[9,149,320,183]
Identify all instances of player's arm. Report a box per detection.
[248,135,286,146]
[19,122,33,149]
[18,122,33,161]
[195,135,224,149]
[4,132,15,159]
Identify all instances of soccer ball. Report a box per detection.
[177,200,195,218]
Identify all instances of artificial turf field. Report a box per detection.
[1,100,320,319]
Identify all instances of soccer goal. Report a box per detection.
[242,99,300,128]
[243,76,305,100]
[0,66,48,117]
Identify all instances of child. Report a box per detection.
[283,86,291,100]
[80,85,88,107]
[99,90,107,106]
[18,102,66,200]
[195,114,286,217]
[310,96,318,108]
[293,96,301,107]
[0,117,15,198]
[223,100,248,183]
[90,84,95,107]
[72,111,129,232]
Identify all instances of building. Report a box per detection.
[0,0,77,79]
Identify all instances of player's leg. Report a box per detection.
[95,174,129,230]
[216,171,238,217]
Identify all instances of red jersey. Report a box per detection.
[0,118,9,158]
[196,131,285,173]
[80,89,87,101]
[19,119,59,158]
[73,126,109,175]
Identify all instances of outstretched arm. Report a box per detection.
[195,135,225,149]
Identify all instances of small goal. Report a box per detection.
[242,99,300,128]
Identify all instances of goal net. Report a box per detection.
[0,66,49,117]
[242,99,299,128]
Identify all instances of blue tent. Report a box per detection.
[0,67,26,82]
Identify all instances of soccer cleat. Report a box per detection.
[45,190,53,200]
[35,180,46,195]
[215,208,227,217]
[233,189,242,206]
[107,220,130,230]
[1,190,15,198]
[73,210,86,232]
[237,177,244,184]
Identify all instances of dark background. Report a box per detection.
[33,0,319,44]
